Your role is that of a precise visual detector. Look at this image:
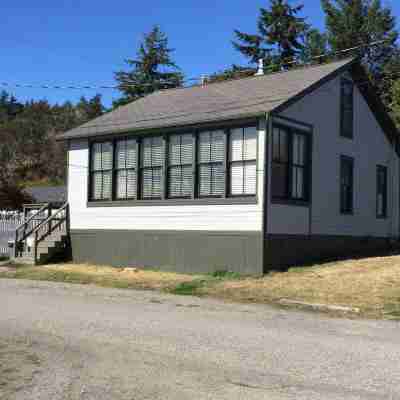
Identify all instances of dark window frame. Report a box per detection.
[340,155,354,215]
[376,165,388,219]
[140,135,164,200]
[166,132,193,199]
[271,123,311,205]
[196,128,226,199]
[228,126,258,198]
[87,121,258,206]
[340,77,354,139]
[88,140,114,202]
[114,137,137,201]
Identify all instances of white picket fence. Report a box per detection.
[0,212,24,255]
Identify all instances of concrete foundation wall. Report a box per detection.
[71,229,264,276]
[265,234,392,270]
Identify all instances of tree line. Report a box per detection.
[2,0,400,209]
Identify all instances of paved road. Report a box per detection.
[1,279,399,400]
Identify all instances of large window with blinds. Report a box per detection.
[115,138,137,200]
[271,124,310,202]
[141,136,163,199]
[229,126,257,196]
[88,123,258,204]
[197,130,225,197]
[168,133,193,198]
[90,141,113,201]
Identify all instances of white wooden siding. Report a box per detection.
[68,121,265,232]
[270,74,399,238]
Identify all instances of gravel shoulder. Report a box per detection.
[1,278,400,400]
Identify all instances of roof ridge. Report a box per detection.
[154,57,356,95]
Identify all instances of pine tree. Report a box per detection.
[114,26,183,107]
[75,94,105,123]
[232,0,309,68]
[301,29,328,63]
[321,0,398,75]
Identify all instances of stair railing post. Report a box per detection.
[14,230,18,258]
[47,204,52,237]
[34,230,38,264]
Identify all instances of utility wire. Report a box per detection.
[0,40,391,92]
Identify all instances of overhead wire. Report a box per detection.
[0,39,392,92]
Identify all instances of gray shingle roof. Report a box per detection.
[59,59,355,140]
[25,186,67,204]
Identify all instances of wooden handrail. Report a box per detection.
[14,203,50,257]
[33,202,69,263]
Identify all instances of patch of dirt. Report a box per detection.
[0,339,43,399]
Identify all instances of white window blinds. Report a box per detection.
[229,127,257,196]
[168,133,193,198]
[197,130,225,197]
[116,139,137,200]
[141,136,163,199]
[90,141,113,200]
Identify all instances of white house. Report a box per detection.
[59,58,400,275]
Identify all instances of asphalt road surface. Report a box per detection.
[1,279,399,400]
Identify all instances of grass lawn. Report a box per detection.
[1,255,400,319]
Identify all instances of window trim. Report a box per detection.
[340,77,354,139]
[228,126,258,198]
[376,164,388,219]
[87,121,259,206]
[166,132,193,200]
[270,123,312,206]
[340,155,354,215]
[88,140,114,202]
[114,137,137,201]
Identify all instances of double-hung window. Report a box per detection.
[340,156,354,214]
[229,126,257,196]
[168,133,193,198]
[141,136,163,200]
[271,124,310,202]
[197,130,225,197]
[340,78,354,139]
[115,138,137,200]
[90,141,113,201]
[376,165,388,218]
[88,123,259,204]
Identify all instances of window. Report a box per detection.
[229,126,257,196]
[168,133,193,198]
[340,78,354,139]
[140,136,163,199]
[340,156,354,214]
[376,165,387,218]
[197,130,225,197]
[90,141,113,200]
[115,138,137,200]
[87,123,258,204]
[271,125,310,202]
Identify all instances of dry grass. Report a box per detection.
[0,263,199,292]
[201,255,400,318]
[1,255,400,319]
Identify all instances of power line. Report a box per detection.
[0,40,391,93]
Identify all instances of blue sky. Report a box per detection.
[2,0,399,107]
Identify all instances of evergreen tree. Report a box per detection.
[321,0,398,75]
[75,94,105,123]
[232,0,309,68]
[207,65,256,84]
[114,26,183,107]
[301,29,328,63]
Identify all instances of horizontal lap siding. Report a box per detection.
[277,75,399,238]
[68,121,265,232]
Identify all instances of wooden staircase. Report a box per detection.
[13,203,70,265]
